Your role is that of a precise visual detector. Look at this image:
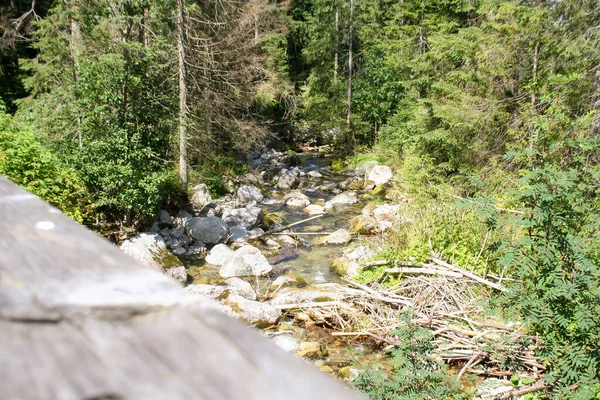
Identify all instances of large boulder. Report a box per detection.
[219,245,273,277]
[237,185,264,204]
[366,165,393,185]
[120,233,186,283]
[222,206,263,229]
[355,160,379,176]
[222,294,281,328]
[185,216,229,245]
[190,184,213,210]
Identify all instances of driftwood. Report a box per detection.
[482,380,549,399]
[0,176,364,400]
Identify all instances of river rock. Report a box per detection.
[350,215,378,233]
[331,245,374,278]
[223,294,281,328]
[356,160,379,176]
[186,284,228,300]
[191,184,212,210]
[241,172,264,186]
[366,165,393,185]
[320,229,352,245]
[228,227,251,244]
[205,243,235,266]
[307,170,323,178]
[120,233,186,283]
[157,210,173,229]
[283,191,311,208]
[272,335,300,353]
[276,172,298,190]
[185,243,207,256]
[221,206,263,229]
[173,209,193,228]
[283,154,301,168]
[219,245,272,277]
[269,274,307,291]
[186,216,230,245]
[263,212,285,228]
[303,204,325,215]
[323,191,358,210]
[297,342,327,358]
[339,177,364,191]
[270,284,344,306]
[237,185,264,204]
[224,277,257,300]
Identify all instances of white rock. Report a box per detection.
[320,229,352,245]
[323,192,358,210]
[270,284,344,306]
[120,233,185,283]
[283,191,311,208]
[223,294,281,327]
[222,207,263,229]
[224,277,257,300]
[303,204,325,215]
[355,160,379,176]
[272,335,300,353]
[186,284,227,299]
[307,170,323,178]
[205,243,234,266]
[276,172,298,190]
[366,165,393,185]
[190,184,213,210]
[219,245,273,277]
[237,185,264,204]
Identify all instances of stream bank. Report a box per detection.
[121,146,402,382]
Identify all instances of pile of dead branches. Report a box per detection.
[277,258,544,381]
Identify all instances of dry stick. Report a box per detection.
[270,232,334,236]
[248,214,324,241]
[483,380,549,400]
[383,267,463,278]
[430,257,508,292]
[457,352,483,380]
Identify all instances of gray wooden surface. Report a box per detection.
[0,176,365,400]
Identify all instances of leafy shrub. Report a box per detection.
[354,316,466,399]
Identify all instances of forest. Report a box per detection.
[1,0,600,398]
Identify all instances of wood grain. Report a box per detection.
[0,176,364,400]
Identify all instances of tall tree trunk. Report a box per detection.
[69,5,82,150]
[346,0,353,130]
[177,0,189,191]
[345,0,355,151]
[334,7,339,82]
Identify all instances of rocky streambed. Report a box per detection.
[120,147,403,381]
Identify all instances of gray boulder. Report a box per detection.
[276,172,298,190]
[222,206,263,229]
[355,160,379,176]
[219,245,272,278]
[157,210,173,229]
[191,184,213,210]
[120,233,186,283]
[237,185,264,204]
[173,209,193,228]
[186,216,229,245]
[283,191,311,208]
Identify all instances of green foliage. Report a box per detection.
[354,317,466,399]
[501,108,600,397]
[0,101,91,222]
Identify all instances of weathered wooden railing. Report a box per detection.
[0,175,364,400]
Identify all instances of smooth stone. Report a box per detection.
[205,243,235,266]
[320,229,352,245]
[275,172,298,190]
[120,233,185,281]
[350,215,378,233]
[272,335,300,353]
[237,185,264,204]
[297,342,327,358]
[270,284,344,306]
[190,183,213,210]
[219,245,273,277]
[224,277,257,300]
[366,165,393,185]
[323,192,358,210]
[186,284,227,300]
[222,294,281,328]
[186,216,230,245]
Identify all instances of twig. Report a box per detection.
[483,380,549,399]
[430,257,508,292]
[384,267,463,278]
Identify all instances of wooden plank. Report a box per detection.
[0,176,365,400]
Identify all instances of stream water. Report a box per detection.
[185,151,392,379]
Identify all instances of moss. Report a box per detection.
[331,258,349,276]
[362,202,377,215]
[152,247,184,271]
[351,215,378,233]
[370,185,387,197]
[263,212,285,228]
[331,159,345,172]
